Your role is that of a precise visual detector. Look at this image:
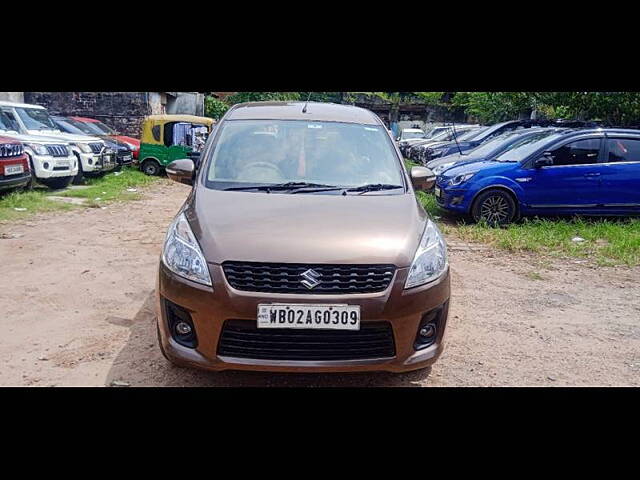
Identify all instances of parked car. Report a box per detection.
[157,101,450,373]
[0,110,78,189]
[427,128,563,175]
[138,114,214,176]
[435,128,640,225]
[52,116,134,171]
[415,120,544,165]
[0,136,31,192]
[68,116,140,160]
[407,126,485,162]
[0,101,112,186]
[397,128,426,142]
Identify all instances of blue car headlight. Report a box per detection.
[449,172,475,186]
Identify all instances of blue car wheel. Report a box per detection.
[471,189,518,225]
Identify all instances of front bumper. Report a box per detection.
[157,262,451,373]
[0,171,31,190]
[435,181,472,214]
[30,153,78,179]
[79,151,117,173]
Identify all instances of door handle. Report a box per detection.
[584,172,601,177]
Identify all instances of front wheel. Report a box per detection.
[141,159,161,176]
[471,189,517,226]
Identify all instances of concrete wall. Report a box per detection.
[0,92,24,103]
[166,93,204,116]
[23,92,153,137]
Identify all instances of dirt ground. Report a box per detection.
[1,180,639,387]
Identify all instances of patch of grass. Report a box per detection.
[525,271,545,281]
[0,190,74,222]
[0,167,161,223]
[59,167,160,204]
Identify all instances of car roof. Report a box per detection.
[0,100,46,109]
[224,101,382,125]
[70,116,99,123]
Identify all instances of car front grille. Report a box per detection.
[0,143,23,157]
[222,262,396,294]
[88,142,104,154]
[45,144,69,157]
[218,320,396,361]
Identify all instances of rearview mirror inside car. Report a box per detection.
[410,166,436,191]
[166,159,195,186]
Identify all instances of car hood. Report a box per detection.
[187,188,428,267]
[114,135,140,147]
[0,130,73,144]
[427,151,487,169]
[439,159,513,181]
[23,129,102,143]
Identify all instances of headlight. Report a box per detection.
[26,143,48,155]
[77,143,93,153]
[449,173,475,186]
[405,219,448,289]
[429,149,445,158]
[162,212,212,286]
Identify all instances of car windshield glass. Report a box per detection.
[206,120,405,190]
[466,130,527,156]
[15,108,58,130]
[402,131,425,139]
[54,118,89,135]
[66,118,102,135]
[456,127,488,141]
[0,111,19,131]
[495,131,567,162]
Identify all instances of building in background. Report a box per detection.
[15,92,205,137]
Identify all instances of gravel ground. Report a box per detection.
[1,179,639,387]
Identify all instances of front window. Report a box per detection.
[54,118,90,135]
[549,138,601,166]
[66,118,104,135]
[87,120,117,135]
[205,120,405,190]
[0,111,19,132]
[14,107,58,131]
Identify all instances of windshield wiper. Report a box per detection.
[224,182,338,192]
[345,183,404,194]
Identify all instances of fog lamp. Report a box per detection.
[175,322,192,335]
[419,323,436,339]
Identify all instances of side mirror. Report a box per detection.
[410,166,436,191]
[166,159,195,186]
[534,151,554,168]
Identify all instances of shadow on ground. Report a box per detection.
[105,291,432,387]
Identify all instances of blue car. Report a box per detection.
[434,128,640,224]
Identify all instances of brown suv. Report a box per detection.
[157,101,450,373]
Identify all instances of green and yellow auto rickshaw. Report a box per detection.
[138,114,215,176]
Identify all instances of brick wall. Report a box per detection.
[23,92,152,137]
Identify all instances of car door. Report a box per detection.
[600,136,640,210]
[523,136,605,210]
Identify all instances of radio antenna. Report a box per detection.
[451,117,464,155]
[302,92,312,113]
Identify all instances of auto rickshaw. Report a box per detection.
[138,114,215,176]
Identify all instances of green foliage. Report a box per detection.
[225,92,301,104]
[204,96,229,120]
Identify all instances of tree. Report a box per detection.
[204,96,229,120]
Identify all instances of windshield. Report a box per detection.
[54,118,90,135]
[206,120,405,190]
[0,111,19,132]
[15,107,58,131]
[402,131,425,140]
[495,131,566,162]
[466,130,528,157]
[71,119,116,136]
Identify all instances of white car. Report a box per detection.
[0,101,115,185]
[0,110,77,189]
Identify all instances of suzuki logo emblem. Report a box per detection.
[300,269,322,290]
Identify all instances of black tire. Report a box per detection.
[141,159,161,176]
[72,153,85,185]
[471,189,517,226]
[24,155,36,190]
[42,176,73,190]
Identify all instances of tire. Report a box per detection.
[471,189,517,226]
[42,176,73,190]
[72,153,85,185]
[141,159,161,176]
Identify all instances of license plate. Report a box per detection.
[435,186,441,198]
[257,303,360,330]
[123,155,132,161]
[4,164,24,175]
[56,161,70,167]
